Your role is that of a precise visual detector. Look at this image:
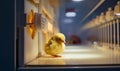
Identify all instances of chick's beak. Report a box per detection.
[61,39,66,43]
[64,40,66,43]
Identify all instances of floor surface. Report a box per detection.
[27,45,120,65]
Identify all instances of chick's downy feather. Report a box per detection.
[44,33,65,56]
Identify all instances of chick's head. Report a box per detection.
[53,33,66,44]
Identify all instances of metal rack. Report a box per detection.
[82,1,120,51]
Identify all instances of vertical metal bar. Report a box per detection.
[95,26,97,42]
[106,23,108,46]
[98,26,100,43]
[115,20,118,49]
[100,26,102,45]
[96,26,98,43]
[105,24,107,46]
[115,20,117,48]
[102,24,103,46]
[104,23,107,46]
[99,26,100,44]
[98,26,100,44]
[113,19,118,63]
[101,25,103,45]
[119,18,120,48]
[38,0,43,57]
[97,26,98,42]
[119,18,120,63]
[112,21,114,49]
[108,22,110,47]
[99,26,101,44]
[113,20,116,49]
[104,24,106,46]
[102,25,103,45]
[110,21,112,48]
[107,23,109,46]
[117,19,119,48]
[103,24,105,46]
[109,22,111,48]
[116,19,120,47]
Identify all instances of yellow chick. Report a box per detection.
[44,33,66,57]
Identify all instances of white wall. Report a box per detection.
[24,26,38,64]
[24,0,38,14]
[38,32,46,56]
[24,0,39,64]
[23,0,48,64]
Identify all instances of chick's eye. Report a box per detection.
[56,38,61,41]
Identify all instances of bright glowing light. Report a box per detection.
[48,22,53,32]
[66,12,76,17]
[62,54,103,59]
[116,13,120,16]
[63,46,104,59]
[64,49,93,53]
[63,19,73,23]
[93,41,97,45]
[72,0,83,2]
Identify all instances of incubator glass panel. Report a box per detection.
[15,0,120,68]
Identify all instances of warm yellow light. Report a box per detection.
[48,22,53,32]
[29,26,35,39]
[28,9,34,23]
[27,9,36,39]
[29,27,33,35]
